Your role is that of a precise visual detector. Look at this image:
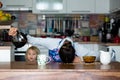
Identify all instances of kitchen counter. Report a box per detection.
[0,61,120,80]
[0,46,11,49]
[78,41,120,46]
[0,42,12,46]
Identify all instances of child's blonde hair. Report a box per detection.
[26,46,40,56]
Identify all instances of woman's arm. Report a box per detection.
[27,35,61,50]
[8,27,62,49]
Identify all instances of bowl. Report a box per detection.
[83,56,96,63]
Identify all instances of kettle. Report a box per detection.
[12,31,27,49]
[100,50,115,65]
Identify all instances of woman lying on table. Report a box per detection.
[8,27,99,63]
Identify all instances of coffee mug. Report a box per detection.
[37,54,51,65]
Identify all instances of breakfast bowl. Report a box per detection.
[83,56,96,63]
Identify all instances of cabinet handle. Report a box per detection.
[6,5,25,7]
[40,10,59,12]
[72,10,90,13]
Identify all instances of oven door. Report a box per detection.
[14,51,26,61]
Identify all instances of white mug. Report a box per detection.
[100,51,113,65]
[37,54,51,65]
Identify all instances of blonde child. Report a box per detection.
[25,46,40,64]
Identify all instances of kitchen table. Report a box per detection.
[0,61,120,80]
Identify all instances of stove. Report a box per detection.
[14,43,32,61]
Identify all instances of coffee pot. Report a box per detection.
[100,50,115,65]
[12,31,27,49]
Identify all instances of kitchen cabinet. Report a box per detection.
[95,0,110,14]
[67,0,95,14]
[0,46,11,62]
[110,0,120,13]
[32,0,67,14]
[0,0,32,10]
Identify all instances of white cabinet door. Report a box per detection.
[108,46,120,62]
[32,0,67,14]
[95,0,110,14]
[110,0,120,12]
[67,0,95,14]
[0,0,32,10]
[0,47,11,62]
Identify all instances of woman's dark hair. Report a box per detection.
[59,42,75,63]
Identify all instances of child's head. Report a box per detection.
[26,46,40,62]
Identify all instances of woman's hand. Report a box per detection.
[8,27,18,37]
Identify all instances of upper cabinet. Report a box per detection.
[32,0,67,14]
[0,0,32,11]
[110,0,120,13]
[95,0,110,14]
[1,0,119,14]
[67,0,95,14]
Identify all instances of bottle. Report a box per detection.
[106,17,111,42]
[106,28,111,42]
[98,27,102,42]
[111,18,118,38]
[101,16,110,43]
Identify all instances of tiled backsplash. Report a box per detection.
[10,12,105,35]
[0,11,107,42]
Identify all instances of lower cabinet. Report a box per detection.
[0,46,11,62]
